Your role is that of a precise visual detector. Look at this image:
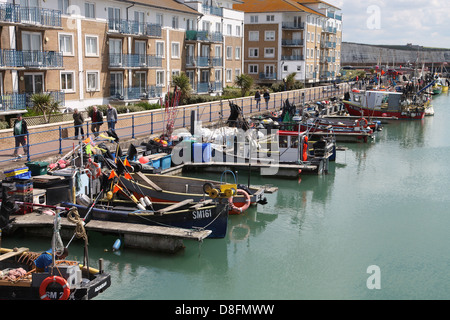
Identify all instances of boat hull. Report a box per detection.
[344,101,425,120]
[63,201,229,238]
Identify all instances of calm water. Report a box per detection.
[3,93,450,300]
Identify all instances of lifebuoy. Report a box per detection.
[228,189,251,214]
[39,276,70,300]
[85,159,101,179]
[358,118,368,128]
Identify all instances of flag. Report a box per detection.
[124,172,132,180]
[113,184,123,193]
[123,158,132,168]
[108,170,118,180]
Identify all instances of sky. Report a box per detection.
[326,0,450,48]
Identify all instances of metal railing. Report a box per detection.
[108,19,162,38]
[0,4,61,27]
[0,83,353,164]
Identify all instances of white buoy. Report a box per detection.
[112,238,121,251]
[144,196,152,206]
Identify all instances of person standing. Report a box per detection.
[73,108,84,140]
[263,89,270,109]
[13,114,28,160]
[254,90,261,110]
[90,106,103,137]
[106,104,118,132]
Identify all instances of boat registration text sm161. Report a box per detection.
[193,209,212,219]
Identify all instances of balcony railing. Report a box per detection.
[0,49,24,67]
[281,55,304,61]
[25,91,65,108]
[0,93,27,112]
[202,5,223,17]
[109,54,162,68]
[22,51,63,68]
[108,19,162,37]
[282,22,305,30]
[186,30,223,42]
[0,4,61,27]
[110,86,163,100]
[186,56,211,68]
[259,73,277,80]
[282,39,304,46]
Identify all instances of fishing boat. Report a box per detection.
[118,172,267,215]
[343,89,426,120]
[61,199,230,239]
[0,209,111,300]
[432,82,443,95]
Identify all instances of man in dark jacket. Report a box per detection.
[90,106,103,137]
[13,114,28,159]
[73,108,85,139]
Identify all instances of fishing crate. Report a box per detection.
[25,161,49,176]
[3,167,31,180]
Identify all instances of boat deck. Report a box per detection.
[10,213,212,253]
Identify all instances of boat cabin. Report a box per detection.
[349,90,403,111]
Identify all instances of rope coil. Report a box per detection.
[67,207,88,244]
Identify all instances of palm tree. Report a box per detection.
[29,93,60,123]
[171,73,192,104]
[235,73,253,97]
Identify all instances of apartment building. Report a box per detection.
[0,0,244,116]
[233,0,342,87]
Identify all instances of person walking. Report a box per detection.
[13,114,28,160]
[73,108,85,140]
[263,89,270,109]
[90,106,103,137]
[106,104,118,132]
[254,90,261,110]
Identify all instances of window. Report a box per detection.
[235,47,241,60]
[249,64,258,74]
[58,0,70,15]
[171,42,180,58]
[235,69,241,78]
[61,71,75,92]
[226,69,232,82]
[156,70,164,86]
[86,71,99,91]
[266,15,274,22]
[172,16,179,29]
[236,25,241,37]
[156,41,164,57]
[264,48,275,58]
[249,48,258,58]
[249,31,259,41]
[226,46,232,59]
[85,2,95,18]
[250,15,258,23]
[156,14,163,26]
[59,33,73,56]
[85,35,98,56]
[227,24,232,35]
[265,31,275,41]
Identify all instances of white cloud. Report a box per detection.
[325,0,450,48]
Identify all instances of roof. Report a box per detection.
[233,0,326,17]
[117,0,200,16]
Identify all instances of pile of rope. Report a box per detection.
[67,207,88,244]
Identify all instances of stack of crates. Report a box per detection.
[3,167,34,214]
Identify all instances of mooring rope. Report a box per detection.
[67,207,88,244]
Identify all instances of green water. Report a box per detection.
[3,94,450,300]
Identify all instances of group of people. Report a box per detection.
[72,104,118,139]
[12,104,118,160]
[254,89,271,109]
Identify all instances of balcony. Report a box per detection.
[193,82,222,94]
[0,49,24,68]
[281,55,304,61]
[0,4,61,28]
[185,30,223,42]
[282,39,304,47]
[282,22,305,30]
[322,26,337,34]
[202,5,223,17]
[108,19,162,38]
[109,54,162,68]
[186,56,211,68]
[259,73,277,81]
[22,51,63,69]
[110,86,163,100]
[0,93,27,112]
